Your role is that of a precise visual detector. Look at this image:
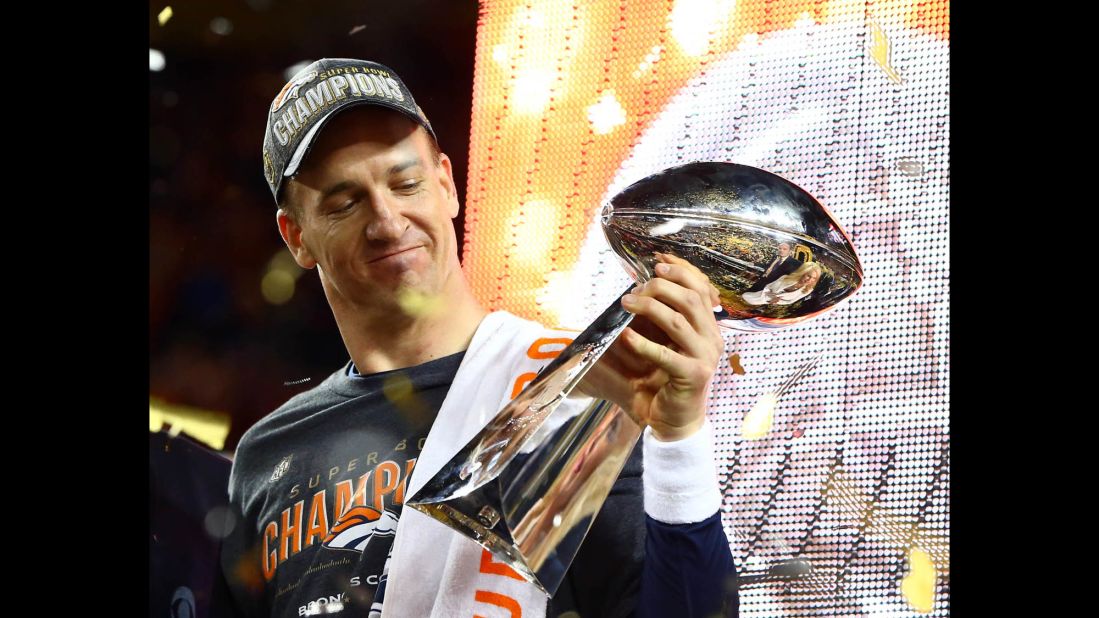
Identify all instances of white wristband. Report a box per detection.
[642,419,723,524]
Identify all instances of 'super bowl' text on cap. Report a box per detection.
[262,58,438,204]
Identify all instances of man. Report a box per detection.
[745,242,801,292]
[221,59,737,618]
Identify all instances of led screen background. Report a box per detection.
[462,1,949,615]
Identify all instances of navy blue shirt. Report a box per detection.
[221,352,738,617]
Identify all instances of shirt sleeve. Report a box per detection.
[552,422,739,618]
[637,420,739,617]
[637,513,740,618]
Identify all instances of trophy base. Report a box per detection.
[407,396,642,597]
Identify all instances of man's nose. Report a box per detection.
[366,200,408,241]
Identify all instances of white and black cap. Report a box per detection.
[261,58,437,204]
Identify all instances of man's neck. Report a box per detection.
[333,286,488,376]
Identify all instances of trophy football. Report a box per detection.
[406,161,863,595]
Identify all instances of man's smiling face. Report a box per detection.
[277,106,461,313]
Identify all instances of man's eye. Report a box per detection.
[331,200,355,214]
[395,180,422,193]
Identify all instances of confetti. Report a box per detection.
[728,353,745,375]
[262,269,296,305]
[741,354,820,439]
[383,372,415,403]
[742,392,775,439]
[203,506,237,539]
[158,6,173,26]
[396,287,444,318]
[867,19,903,83]
[383,373,431,425]
[901,547,937,613]
[348,25,367,36]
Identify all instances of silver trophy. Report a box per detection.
[406,162,863,595]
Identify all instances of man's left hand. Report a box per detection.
[580,253,725,441]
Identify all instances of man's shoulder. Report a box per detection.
[235,364,351,453]
[229,364,355,500]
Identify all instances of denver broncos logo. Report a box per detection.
[270,71,318,113]
[323,506,399,553]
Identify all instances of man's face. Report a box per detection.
[778,243,791,258]
[277,107,461,313]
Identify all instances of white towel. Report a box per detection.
[382,311,570,618]
[379,311,724,616]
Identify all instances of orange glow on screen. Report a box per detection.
[463,0,947,327]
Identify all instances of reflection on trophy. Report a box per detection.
[406,162,863,595]
[601,161,863,331]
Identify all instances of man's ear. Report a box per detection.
[277,208,317,269]
[437,153,460,219]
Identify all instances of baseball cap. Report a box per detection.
[261,58,438,204]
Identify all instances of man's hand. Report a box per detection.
[580,253,725,441]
